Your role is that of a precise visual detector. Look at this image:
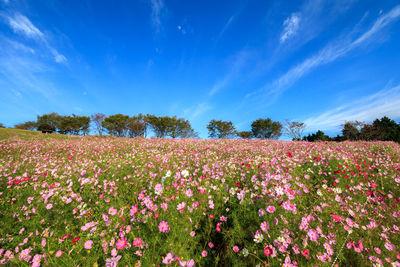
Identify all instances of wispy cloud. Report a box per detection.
[248,5,400,101]
[2,12,67,63]
[209,50,251,96]
[215,15,236,42]
[280,13,300,43]
[6,13,44,40]
[149,0,165,33]
[183,102,212,121]
[304,85,400,132]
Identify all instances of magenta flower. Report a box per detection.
[116,237,127,250]
[159,221,170,233]
[133,237,143,248]
[266,205,276,213]
[201,250,207,257]
[232,246,239,253]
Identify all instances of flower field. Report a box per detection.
[1,129,400,266]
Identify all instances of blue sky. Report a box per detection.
[1,0,400,138]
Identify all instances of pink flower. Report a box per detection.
[111,248,118,257]
[267,206,276,213]
[133,238,143,248]
[180,259,195,267]
[55,250,63,258]
[385,242,395,251]
[201,250,207,257]
[108,207,117,216]
[84,240,93,250]
[307,229,319,241]
[81,170,86,176]
[232,246,239,253]
[260,221,269,232]
[185,189,193,197]
[116,237,127,250]
[41,238,46,247]
[46,204,53,210]
[31,255,41,267]
[159,221,170,233]
[162,253,174,264]
[208,242,214,248]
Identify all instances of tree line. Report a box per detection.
[13,113,198,139]
[6,113,400,143]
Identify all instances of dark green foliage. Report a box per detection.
[342,121,363,141]
[236,131,253,139]
[251,118,282,139]
[102,114,130,137]
[303,130,331,142]
[145,115,197,138]
[14,121,37,130]
[37,113,59,133]
[207,120,236,139]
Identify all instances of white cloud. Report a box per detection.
[7,13,44,40]
[304,85,400,132]
[215,15,236,42]
[280,13,300,43]
[250,5,400,100]
[2,13,67,64]
[183,102,212,121]
[208,50,250,96]
[149,0,165,33]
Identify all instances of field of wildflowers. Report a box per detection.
[1,129,400,266]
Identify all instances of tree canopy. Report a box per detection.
[251,118,282,139]
[207,120,236,139]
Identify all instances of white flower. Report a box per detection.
[165,170,171,177]
[317,189,323,196]
[253,233,264,243]
[322,184,328,189]
[181,170,189,178]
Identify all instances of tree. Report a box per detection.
[303,130,331,142]
[358,117,400,142]
[236,131,253,139]
[207,120,236,139]
[251,118,282,139]
[91,113,106,136]
[55,114,90,135]
[14,121,37,130]
[145,115,171,138]
[167,116,198,138]
[341,121,363,141]
[371,116,400,142]
[283,120,306,141]
[37,113,59,133]
[102,114,130,137]
[0,123,5,128]
[127,117,146,138]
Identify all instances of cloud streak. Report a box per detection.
[280,13,300,43]
[249,5,400,100]
[209,50,251,96]
[149,0,165,33]
[303,85,400,132]
[6,13,44,40]
[2,12,67,63]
